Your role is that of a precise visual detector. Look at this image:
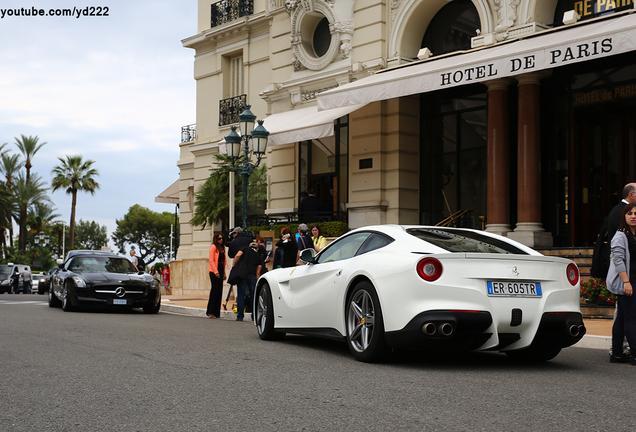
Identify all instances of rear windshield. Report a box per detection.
[407,228,529,254]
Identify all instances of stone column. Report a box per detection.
[484,79,513,236]
[508,73,553,247]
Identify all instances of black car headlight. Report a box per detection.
[1,280,9,286]
[39,278,46,283]
[71,276,87,288]
[150,279,160,290]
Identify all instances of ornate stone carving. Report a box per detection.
[494,0,521,34]
[391,0,402,22]
[301,85,339,102]
[340,41,352,58]
[285,0,298,14]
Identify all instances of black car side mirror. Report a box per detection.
[300,248,317,264]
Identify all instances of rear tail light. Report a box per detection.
[566,263,579,286]
[417,257,443,282]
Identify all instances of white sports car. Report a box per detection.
[254,225,585,362]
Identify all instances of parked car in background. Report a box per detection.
[35,266,59,294]
[0,264,30,294]
[48,251,161,313]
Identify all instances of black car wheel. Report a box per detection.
[255,282,284,341]
[62,283,75,312]
[48,287,61,308]
[142,293,161,314]
[345,281,389,362]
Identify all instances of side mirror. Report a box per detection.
[299,248,317,264]
[56,258,63,266]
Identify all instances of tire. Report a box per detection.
[143,292,161,314]
[62,283,75,312]
[505,345,562,363]
[48,287,62,308]
[255,282,284,340]
[345,281,389,362]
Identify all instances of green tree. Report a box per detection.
[50,155,100,249]
[74,219,108,251]
[12,173,49,253]
[111,204,176,264]
[190,154,267,229]
[14,135,46,184]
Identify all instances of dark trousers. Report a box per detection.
[236,274,257,320]
[612,293,636,358]
[206,272,223,317]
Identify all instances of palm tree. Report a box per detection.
[0,152,24,248]
[14,135,46,184]
[0,182,12,256]
[12,173,49,253]
[51,155,100,249]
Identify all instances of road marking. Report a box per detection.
[0,300,48,305]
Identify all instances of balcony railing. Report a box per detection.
[219,94,247,126]
[211,0,253,28]
[181,124,196,143]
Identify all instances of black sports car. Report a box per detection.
[48,252,161,313]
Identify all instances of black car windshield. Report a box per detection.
[407,228,528,254]
[67,256,137,274]
[0,266,11,275]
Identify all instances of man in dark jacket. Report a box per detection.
[592,183,636,278]
[228,227,252,259]
[298,189,322,223]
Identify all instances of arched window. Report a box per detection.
[421,0,480,56]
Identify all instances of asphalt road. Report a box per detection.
[1,294,634,431]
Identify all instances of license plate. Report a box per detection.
[487,281,542,297]
[113,299,127,305]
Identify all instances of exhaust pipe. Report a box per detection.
[440,323,454,337]
[569,325,580,337]
[422,322,436,336]
[578,324,586,337]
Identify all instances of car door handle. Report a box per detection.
[336,270,342,276]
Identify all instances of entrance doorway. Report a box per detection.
[571,104,636,245]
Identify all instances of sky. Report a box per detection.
[0,1,197,252]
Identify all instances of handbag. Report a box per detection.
[227,259,247,285]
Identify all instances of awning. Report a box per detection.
[155,180,179,204]
[263,103,366,145]
[317,13,636,111]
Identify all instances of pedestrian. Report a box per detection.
[21,266,32,294]
[256,236,270,275]
[606,203,636,364]
[129,249,139,271]
[592,183,636,279]
[298,189,322,223]
[150,265,160,281]
[207,232,226,319]
[297,223,314,251]
[311,224,327,251]
[162,264,170,294]
[231,241,262,321]
[228,227,252,259]
[276,227,299,268]
[11,266,20,294]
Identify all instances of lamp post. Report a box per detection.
[224,105,269,231]
[34,231,50,270]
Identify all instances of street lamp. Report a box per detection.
[34,232,50,270]
[224,105,269,230]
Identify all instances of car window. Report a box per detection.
[357,233,394,255]
[67,256,137,274]
[407,228,528,254]
[0,266,10,275]
[317,232,371,263]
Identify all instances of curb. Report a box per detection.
[160,302,250,321]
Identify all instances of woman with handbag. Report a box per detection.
[606,203,636,364]
[206,232,226,319]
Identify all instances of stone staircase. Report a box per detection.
[535,247,593,284]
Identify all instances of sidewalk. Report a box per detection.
[160,295,613,350]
